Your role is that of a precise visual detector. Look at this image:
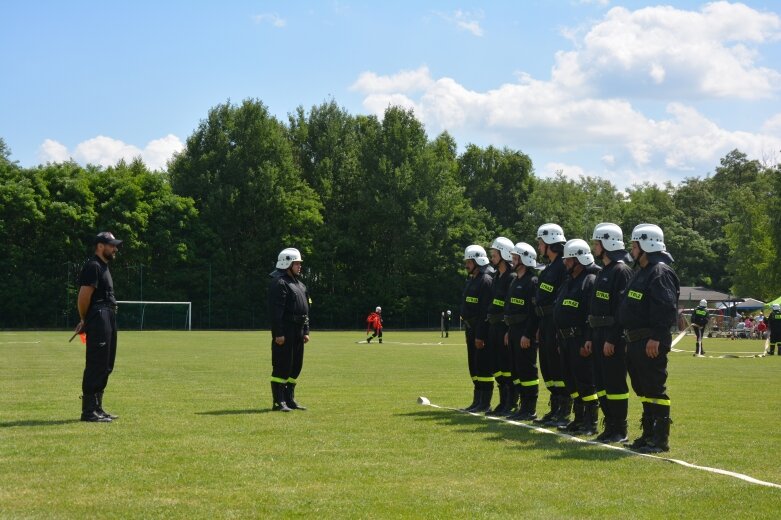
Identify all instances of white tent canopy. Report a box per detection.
[715,298,766,311]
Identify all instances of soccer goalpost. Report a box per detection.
[116,301,192,331]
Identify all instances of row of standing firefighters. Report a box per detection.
[461,222,679,454]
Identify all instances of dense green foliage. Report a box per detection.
[1,331,780,517]
[0,103,779,329]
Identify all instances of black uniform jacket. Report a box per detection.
[589,260,633,345]
[692,306,710,328]
[504,269,538,338]
[618,253,680,343]
[554,266,598,336]
[488,262,513,320]
[461,268,493,341]
[268,269,311,338]
[535,255,567,311]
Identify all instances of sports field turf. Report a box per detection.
[1,330,780,518]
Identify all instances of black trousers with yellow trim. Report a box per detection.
[539,316,565,396]
[508,323,538,398]
[626,335,670,418]
[560,334,598,402]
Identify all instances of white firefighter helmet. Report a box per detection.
[773,303,780,312]
[592,222,625,252]
[447,310,451,315]
[563,239,594,266]
[276,247,302,269]
[376,306,382,313]
[490,236,514,262]
[536,223,566,245]
[464,244,489,266]
[512,242,538,268]
[699,299,707,307]
[631,223,666,253]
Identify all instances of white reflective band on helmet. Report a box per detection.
[631,223,665,253]
[490,236,514,262]
[592,222,625,252]
[512,242,538,268]
[563,239,594,266]
[276,247,303,269]
[464,244,489,266]
[536,223,566,245]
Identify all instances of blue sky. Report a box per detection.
[2,1,780,188]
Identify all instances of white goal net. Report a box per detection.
[116,301,192,331]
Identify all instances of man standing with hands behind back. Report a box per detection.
[76,231,122,423]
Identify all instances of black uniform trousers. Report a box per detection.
[560,335,598,402]
[693,325,705,354]
[626,338,670,418]
[82,308,118,395]
[539,316,566,396]
[271,323,305,384]
[466,324,493,390]
[489,320,511,384]
[508,323,539,397]
[591,327,629,418]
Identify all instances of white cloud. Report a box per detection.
[37,135,184,171]
[351,3,781,188]
[562,2,781,99]
[253,13,286,28]
[544,162,586,180]
[435,9,484,37]
[38,139,70,163]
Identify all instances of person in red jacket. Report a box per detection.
[366,306,383,344]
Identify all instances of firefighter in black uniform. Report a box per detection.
[505,242,540,421]
[590,223,634,442]
[692,299,710,356]
[461,245,494,412]
[269,247,311,412]
[768,304,781,355]
[532,223,571,426]
[554,239,601,434]
[618,224,680,453]
[442,310,451,338]
[486,237,516,416]
[75,231,122,423]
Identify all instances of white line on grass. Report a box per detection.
[354,340,445,345]
[0,341,41,344]
[671,348,767,358]
[417,396,781,490]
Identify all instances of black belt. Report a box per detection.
[624,328,652,342]
[588,315,615,327]
[535,305,553,317]
[558,326,583,339]
[284,314,308,325]
[487,314,504,325]
[504,314,528,326]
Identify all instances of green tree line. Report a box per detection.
[1,100,779,329]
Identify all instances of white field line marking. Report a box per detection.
[355,340,444,345]
[416,396,781,490]
[0,341,41,344]
[671,348,767,358]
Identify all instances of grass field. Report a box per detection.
[1,330,780,518]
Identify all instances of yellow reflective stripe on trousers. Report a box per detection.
[597,390,606,397]
[500,371,512,377]
[606,393,630,400]
[570,391,580,398]
[644,397,671,406]
[550,380,565,388]
[513,379,521,385]
[475,376,495,382]
[492,371,502,378]
[287,377,297,384]
[270,376,287,383]
[582,393,599,402]
[471,376,478,381]
[521,379,540,386]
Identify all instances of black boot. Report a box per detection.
[80,394,111,423]
[286,384,306,410]
[271,382,292,412]
[577,401,599,435]
[366,336,372,343]
[548,395,572,427]
[600,399,629,442]
[462,386,480,412]
[558,397,583,432]
[510,393,538,421]
[96,391,118,420]
[472,387,493,413]
[505,384,519,416]
[486,382,506,416]
[626,406,654,449]
[533,395,558,424]
[638,417,671,453]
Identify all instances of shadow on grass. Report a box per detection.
[399,407,631,462]
[0,418,81,428]
[196,408,273,416]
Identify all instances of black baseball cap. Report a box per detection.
[95,231,122,246]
